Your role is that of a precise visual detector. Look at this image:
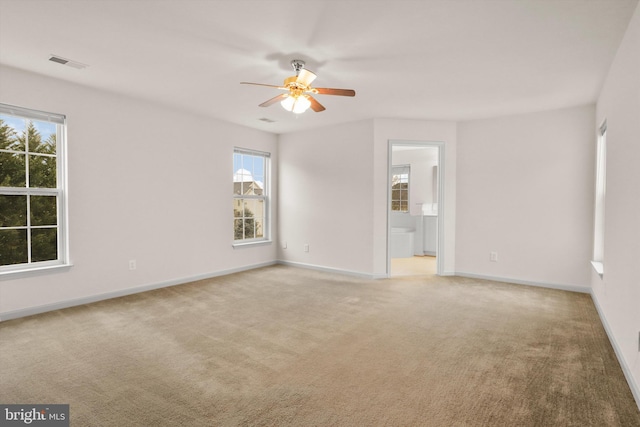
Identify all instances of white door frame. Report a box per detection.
[387,140,446,276]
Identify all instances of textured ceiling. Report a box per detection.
[0,0,637,134]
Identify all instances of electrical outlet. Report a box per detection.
[129,259,137,270]
[490,252,498,262]
[283,241,287,249]
[304,244,309,252]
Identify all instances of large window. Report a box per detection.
[233,148,269,243]
[0,104,68,274]
[391,165,410,212]
[592,121,607,278]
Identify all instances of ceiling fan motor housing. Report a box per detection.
[291,59,305,75]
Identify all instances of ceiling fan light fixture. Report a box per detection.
[281,94,311,114]
[242,58,354,114]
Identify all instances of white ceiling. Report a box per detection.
[0,0,637,134]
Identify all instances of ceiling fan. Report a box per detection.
[241,59,356,114]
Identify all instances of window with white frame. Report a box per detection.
[591,121,607,277]
[391,165,410,212]
[0,103,68,274]
[233,148,269,243]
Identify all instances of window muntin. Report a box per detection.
[233,148,269,243]
[391,165,410,212]
[592,121,607,277]
[0,104,67,273]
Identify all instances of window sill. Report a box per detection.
[0,263,73,280]
[591,261,604,279]
[232,240,272,249]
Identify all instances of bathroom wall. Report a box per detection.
[392,146,438,218]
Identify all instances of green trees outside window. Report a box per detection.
[0,113,60,267]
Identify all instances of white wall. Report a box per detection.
[278,119,456,277]
[456,105,595,291]
[277,120,375,275]
[0,65,278,318]
[592,3,640,406]
[278,119,456,278]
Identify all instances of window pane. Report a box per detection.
[29,154,57,188]
[30,120,56,154]
[253,156,264,184]
[233,199,243,217]
[242,155,252,172]
[400,201,408,211]
[254,218,264,238]
[0,195,27,227]
[31,228,58,262]
[255,199,264,220]
[31,195,57,226]
[234,219,244,240]
[245,218,255,239]
[233,152,241,172]
[234,168,249,195]
[0,114,25,151]
[243,199,256,218]
[0,152,26,187]
[0,228,28,265]
[250,178,261,196]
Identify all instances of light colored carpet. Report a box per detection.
[1,265,639,426]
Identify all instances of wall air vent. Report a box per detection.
[49,55,88,70]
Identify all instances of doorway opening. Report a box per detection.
[388,141,444,277]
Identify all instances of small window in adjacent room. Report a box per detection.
[391,165,410,212]
[0,103,69,275]
[233,148,270,244]
[591,121,607,278]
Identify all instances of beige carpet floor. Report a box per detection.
[1,265,639,426]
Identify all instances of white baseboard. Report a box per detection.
[277,260,383,279]
[0,261,278,322]
[455,271,590,294]
[590,291,640,412]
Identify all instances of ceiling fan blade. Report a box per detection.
[313,87,356,97]
[296,69,317,87]
[241,82,287,90]
[259,93,289,107]
[308,96,326,112]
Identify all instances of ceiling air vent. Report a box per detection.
[49,55,88,70]
[259,118,275,123]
